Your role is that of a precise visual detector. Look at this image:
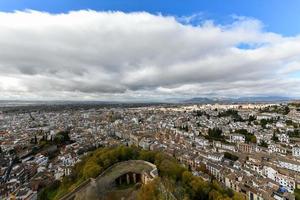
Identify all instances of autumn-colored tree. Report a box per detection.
[182,171,193,184]
[82,160,102,178]
[233,192,246,200]
[158,159,186,181]
[137,179,161,200]
[41,146,246,200]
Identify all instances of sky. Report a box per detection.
[0,0,300,101]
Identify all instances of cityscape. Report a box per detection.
[1,0,300,200]
[1,102,300,199]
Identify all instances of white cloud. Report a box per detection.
[0,10,299,100]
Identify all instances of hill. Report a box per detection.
[39,146,245,200]
[183,96,293,104]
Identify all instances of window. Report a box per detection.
[250,192,254,200]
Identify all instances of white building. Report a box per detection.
[256,113,275,120]
[277,158,300,173]
[207,153,224,162]
[278,134,290,143]
[263,166,277,180]
[268,144,287,155]
[276,122,285,128]
[263,165,296,193]
[292,146,300,157]
[35,155,48,166]
[274,173,296,193]
[195,137,209,147]
[229,134,245,143]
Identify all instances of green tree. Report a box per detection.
[139,150,157,163]
[42,146,245,200]
[233,192,246,200]
[295,189,300,200]
[259,140,268,148]
[158,159,185,181]
[224,152,239,161]
[34,135,38,144]
[82,160,101,178]
[182,171,193,184]
[272,132,279,142]
[207,128,224,141]
[235,129,256,143]
[248,115,256,122]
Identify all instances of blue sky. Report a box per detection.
[0,0,299,36]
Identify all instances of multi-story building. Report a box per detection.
[229,134,246,143]
[292,145,300,157]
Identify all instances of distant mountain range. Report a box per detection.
[181,96,295,104]
[0,96,297,107]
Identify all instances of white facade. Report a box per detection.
[268,144,287,155]
[274,173,295,193]
[263,166,295,193]
[278,160,300,173]
[229,134,245,143]
[276,122,285,128]
[263,166,277,180]
[207,153,224,162]
[292,146,300,157]
[35,155,48,166]
[278,134,290,143]
[195,137,209,147]
[257,113,274,120]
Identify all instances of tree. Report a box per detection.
[53,131,71,145]
[197,163,208,174]
[137,179,160,200]
[260,119,268,128]
[82,160,101,178]
[235,129,256,143]
[43,146,246,200]
[250,136,257,143]
[182,171,193,184]
[158,159,185,181]
[54,134,64,144]
[224,152,239,161]
[286,120,293,126]
[259,140,268,148]
[37,180,60,200]
[283,106,290,115]
[248,115,256,122]
[138,151,156,163]
[207,128,224,141]
[34,135,38,144]
[295,189,300,200]
[289,129,300,138]
[272,132,279,142]
[233,192,246,200]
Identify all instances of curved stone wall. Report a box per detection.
[60,160,158,200]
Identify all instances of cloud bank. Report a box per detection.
[0,10,300,100]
